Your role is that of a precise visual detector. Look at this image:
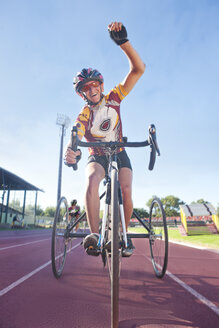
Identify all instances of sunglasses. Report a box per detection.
[81,81,100,93]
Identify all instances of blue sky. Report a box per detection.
[0,0,219,211]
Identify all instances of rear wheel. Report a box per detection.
[149,197,168,278]
[51,197,68,278]
[105,206,112,271]
[111,168,120,328]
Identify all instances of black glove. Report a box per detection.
[109,25,129,46]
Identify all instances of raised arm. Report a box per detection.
[108,21,145,94]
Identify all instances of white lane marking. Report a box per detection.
[0,232,52,240]
[0,238,50,250]
[169,240,207,249]
[3,241,218,317]
[143,254,219,316]
[0,242,81,297]
[169,240,219,254]
[0,260,52,297]
[166,270,219,316]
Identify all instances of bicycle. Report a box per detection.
[51,124,168,328]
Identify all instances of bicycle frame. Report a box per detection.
[65,202,163,250]
[65,150,128,253]
[98,151,127,251]
[64,123,161,243]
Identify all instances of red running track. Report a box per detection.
[0,229,218,328]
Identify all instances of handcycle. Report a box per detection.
[51,124,168,328]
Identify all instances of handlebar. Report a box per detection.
[67,124,160,171]
[148,124,160,170]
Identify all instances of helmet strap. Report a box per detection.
[82,93,104,107]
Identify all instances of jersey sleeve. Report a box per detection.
[107,83,129,103]
[74,106,90,138]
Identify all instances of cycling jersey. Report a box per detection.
[69,205,81,217]
[75,83,128,155]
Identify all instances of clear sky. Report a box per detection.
[1,0,219,211]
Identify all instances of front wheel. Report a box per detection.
[51,197,68,278]
[111,168,120,328]
[149,197,168,278]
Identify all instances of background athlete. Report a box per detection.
[65,21,145,257]
[68,199,81,232]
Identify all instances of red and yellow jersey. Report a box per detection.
[75,83,128,155]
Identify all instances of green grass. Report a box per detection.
[128,226,219,249]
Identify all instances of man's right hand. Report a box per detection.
[64,147,81,166]
[108,21,129,46]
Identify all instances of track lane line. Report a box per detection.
[0,238,51,251]
[166,269,219,316]
[142,253,219,316]
[0,242,81,297]
[2,241,218,317]
[0,232,52,240]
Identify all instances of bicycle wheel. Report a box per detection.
[51,197,68,278]
[111,168,120,328]
[105,206,111,270]
[149,197,168,278]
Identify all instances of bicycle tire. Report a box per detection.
[51,197,68,278]
[111,168,120,328]
[149,197,168,278]
[105,205,112,273]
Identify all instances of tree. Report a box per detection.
[35,205,44,216]
[44,206,56,217]
[191,199,210,204]
[133,207,149,218]
[9,199,22,212]
[146,195,158,208]
[25,204,35,215]
[161,195,184,216]
[146,195,185,217]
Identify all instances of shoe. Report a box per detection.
[104,239,121,252]
[122,237,135,257]
[83,233,99,256]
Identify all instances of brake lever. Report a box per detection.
[71,126,78,171]
[149,124,160,156]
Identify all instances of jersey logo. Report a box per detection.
[100,119,111,131]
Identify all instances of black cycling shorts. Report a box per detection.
[87,150,132,175]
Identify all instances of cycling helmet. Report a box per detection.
[73,68,104,105]
[70,199,77,206]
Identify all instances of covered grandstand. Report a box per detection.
[180,203,219,235]
[0,167,43,225]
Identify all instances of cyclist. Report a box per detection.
[65,21,145,257]
[11,214,18,228]
[68,199,81,232]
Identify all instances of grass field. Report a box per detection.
[129,226,219,249]
[1,223,218,250]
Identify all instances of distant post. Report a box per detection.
[56,113,71,203]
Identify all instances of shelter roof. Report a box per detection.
[0,167,43,192]
[180,203,216,216]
